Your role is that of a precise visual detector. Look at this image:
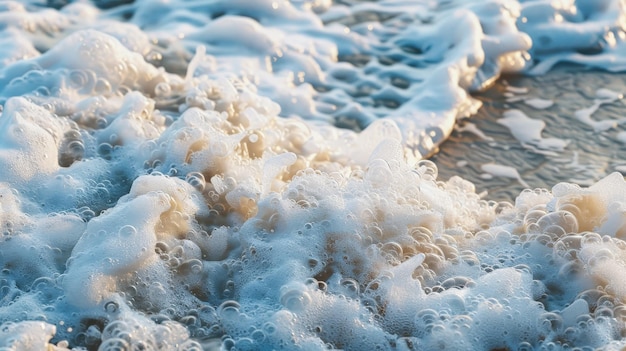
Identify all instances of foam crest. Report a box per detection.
[0,97,68,183]
[0,0,625,350]
[0,321,61,351]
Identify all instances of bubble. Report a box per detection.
[553,235,582,259]
[307,258,319,269]
[154,82,171,97]
[168,165,178,177]
[251,329,266,343]
[98,143,114,158]
[99,337,130,351]
[222,338,236,350]
[581,232,603,246]
[524,209,547,232]
[365,159,393,186]
[118,225,137,237]
[0,323,12,334]
[517,341,534,351]
[537,211,579,236]
[534,233,553,246]
[597,294,618,309]
[97,117,109,128]
[248,134,259,143]
[179,340,203,351]
[540,312,563,332]
[441,276,474,290]
[234,338,255,350]
[128,340,152,351]
[415,309,439,325]
[68,140,85,154]
[359,296,378,315]
[587,248,616,267]
[35,86,50,97]
[186,172,206,191]
[94,78,112,94]
[280,287,312,311]
[263,322,277,335]
[382,242,403,261]
[104,301,119,314]
[217,300,241,319]
[101,321,130,341]
[414,160,438,181]
[613,305,626,322]
[339,278,360,297]
[69,70,90,88]
[594,306,614,319]
[177,259,203,275]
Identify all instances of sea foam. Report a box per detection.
[0,0,625,350]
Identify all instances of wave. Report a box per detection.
[0,0,625,350]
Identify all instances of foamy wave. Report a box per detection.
[0,0,625,350]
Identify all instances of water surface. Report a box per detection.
[433,66,626,201]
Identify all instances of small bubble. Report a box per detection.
[263,322,277,335]
[340,278,359,297]
[155,82,171,97]
[97,117,108,128]
[179,340,203,351]
[98,143,113,158]
[222,338,236,349]
[118,225,137,237]
[186,172,206,191]
[415,160,438,181]
[69,70,88,88]
[99,337,130,351]
[94,78,111,94]
[68,140,85,155]
[101,320,129,341]
[104,301,119,314]
[248,134,259,143]
[217,300,241,319]
[252,329,266,342]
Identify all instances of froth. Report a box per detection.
[0,0,625,350]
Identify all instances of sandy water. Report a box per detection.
[432,66,626,202]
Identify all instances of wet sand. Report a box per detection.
[431,66,626,202]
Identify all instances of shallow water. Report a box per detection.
[433,66,626,201]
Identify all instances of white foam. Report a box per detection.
[455,122,494,141]
[481,162,530,188]
[0,0,625,350]
[498,109,569,153]
[505,85,529,94]
[575,105,621,132]
[524,98,554,109]
[572,88,625,132]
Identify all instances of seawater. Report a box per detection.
[0,1,625,350]
[433,67,626,202]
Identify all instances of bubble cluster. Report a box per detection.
[0,0,625,350]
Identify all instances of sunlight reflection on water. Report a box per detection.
[432,66,626,202]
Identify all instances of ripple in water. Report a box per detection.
[433,66,626,202]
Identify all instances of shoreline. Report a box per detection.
[431,65,626,202]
